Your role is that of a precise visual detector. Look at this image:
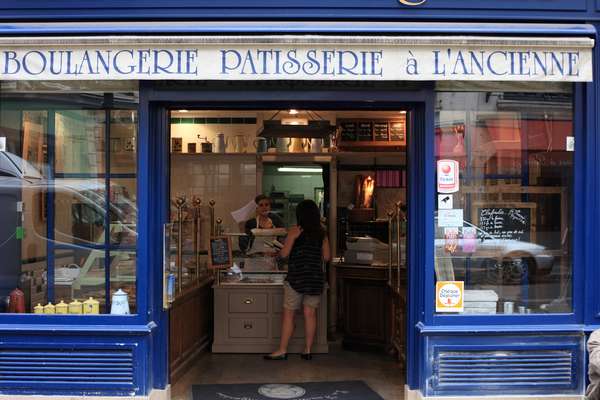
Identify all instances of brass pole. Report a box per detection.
[395,201,402,295]
[387,210,395,288]
[215,218,223,236]
[209,200,216,236]
[175,195,187,294]
[192,197,202,282]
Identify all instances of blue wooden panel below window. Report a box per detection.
[423,334,584,397]
[0,330,150,396]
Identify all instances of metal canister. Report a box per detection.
[518,306,526,314]
[68,299,83,314]
[503,301,514,314]
[55,300,68,314]
[43,302,56,314]
[83,297,100,314]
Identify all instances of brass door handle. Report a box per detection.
[244,322,253,329]
[244,298,254,304]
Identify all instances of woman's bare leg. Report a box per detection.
[303,305,317,354]
[270,308,295,356]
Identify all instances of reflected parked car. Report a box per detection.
[0,151,137,247]
[434,217,555,284]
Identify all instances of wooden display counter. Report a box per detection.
[333,262,406,364]
[212,275,328,354]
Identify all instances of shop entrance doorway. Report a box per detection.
[150,84,428,400]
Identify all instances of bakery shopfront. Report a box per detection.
[0,11,597,400]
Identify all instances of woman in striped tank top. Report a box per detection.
[264,200,331,361]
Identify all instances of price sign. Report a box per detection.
[208,236,233,269]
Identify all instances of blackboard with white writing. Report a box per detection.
[476,206,533,242]
[209,236,233,269]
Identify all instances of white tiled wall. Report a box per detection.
[170,154,258,238]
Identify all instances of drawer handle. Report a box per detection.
[244,298,254,305]
[244,322,253,329]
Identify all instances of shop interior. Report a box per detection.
[165,108,408,399]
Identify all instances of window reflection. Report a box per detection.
[0,81,138,315]
[435,87,573,315]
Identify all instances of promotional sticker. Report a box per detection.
[438,194,453,210]
[438,209,463,227]
[436,281,464,313]
[437,159,460,193]
[566,136,575,152]
[444,227,459,254]
[462,226,477,253]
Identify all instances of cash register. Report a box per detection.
[344,236,389,265]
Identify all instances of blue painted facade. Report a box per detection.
[0,1,598,398]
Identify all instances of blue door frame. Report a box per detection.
[141,81,435,390]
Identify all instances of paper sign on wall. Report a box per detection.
[438,209,463,227]
[436,281,464,313]
[462,227,477,253]
[437,159,459,193]
[0,137,5,152]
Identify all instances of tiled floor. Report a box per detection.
[171,342,405,400]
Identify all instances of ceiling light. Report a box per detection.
[281,117,308,126]
[179,110,189,113]
[289,109,299,115]
[277,167,323,173]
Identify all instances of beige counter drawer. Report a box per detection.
[228,293,268,313]
[228,318,268,338]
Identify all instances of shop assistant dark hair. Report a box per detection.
[254,194,271,205]
[295,199,325,241]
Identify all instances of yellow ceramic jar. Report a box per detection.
[83,297,100,314]
[55,300,68,314]
[43,302,55,314]
[68,299,82,314]
[33,303,44,314]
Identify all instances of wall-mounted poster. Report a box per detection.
[171,137,182,153]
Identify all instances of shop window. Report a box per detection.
[0,80,138,315]
[434,83,573,315]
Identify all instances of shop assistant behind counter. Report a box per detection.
[239,194,285,252]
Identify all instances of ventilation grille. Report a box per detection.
[434,350,575,389]
[0,348,135,389]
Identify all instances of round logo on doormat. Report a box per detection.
[258,384,307,399]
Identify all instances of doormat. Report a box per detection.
[192,380,384,400]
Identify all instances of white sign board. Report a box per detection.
[0,36,593,81]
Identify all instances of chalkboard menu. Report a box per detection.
[474,203,536,242]
[208,236,233,269]
[357,122,373,141]
[373,122,389,141]
[337,117,407,148]
[340,121,357,141]
[389,121,405,141]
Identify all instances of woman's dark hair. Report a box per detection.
[255,194,271,205]
[295,200,325,241]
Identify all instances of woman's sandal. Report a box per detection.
[264,353,288,360]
